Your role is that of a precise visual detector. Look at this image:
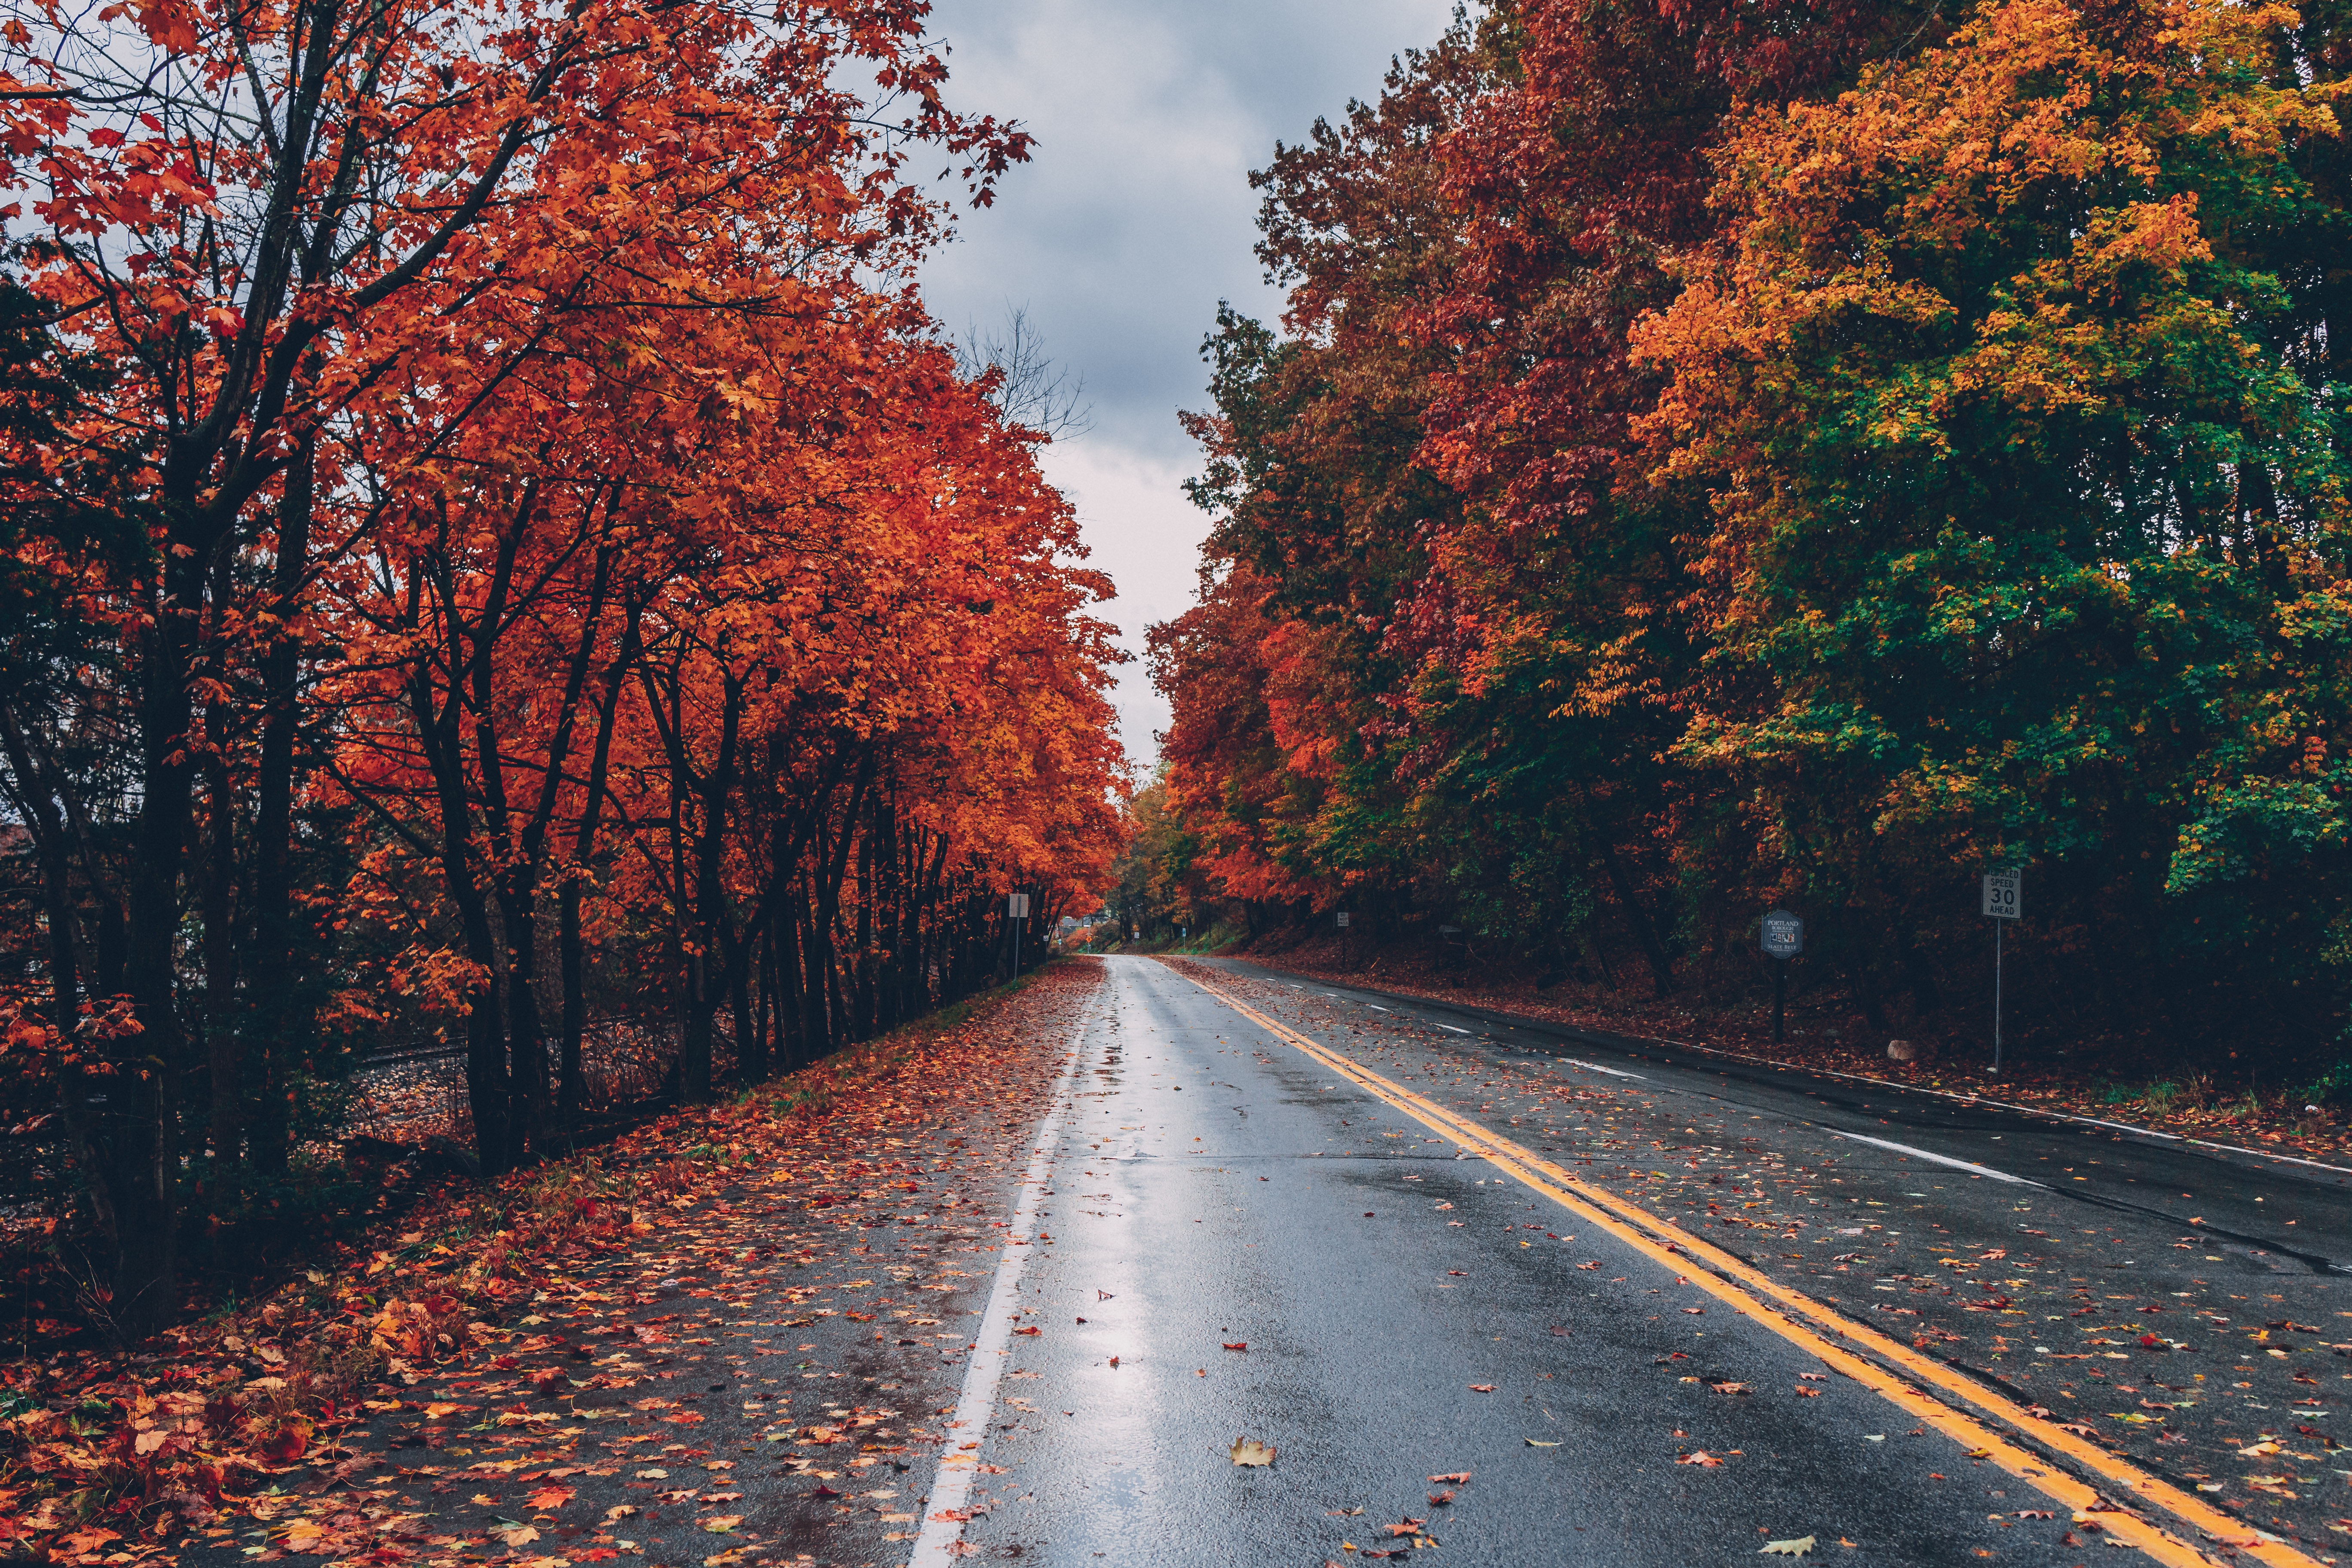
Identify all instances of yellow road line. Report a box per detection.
[1173,965,2319,1568]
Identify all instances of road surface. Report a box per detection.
[911,955,2350,1567]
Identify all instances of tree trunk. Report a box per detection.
[559,596,641,1122]
[116,536,204,1336]
[202,748,238,1163]
[248,440,314,1176]
[1602,844,1675,997]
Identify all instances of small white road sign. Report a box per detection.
[1981,873,2020,921]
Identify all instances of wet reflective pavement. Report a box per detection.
[913,956,2350,1566]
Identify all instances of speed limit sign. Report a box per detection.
[1981,873,2021,920]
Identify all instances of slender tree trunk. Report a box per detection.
[413,665,512,1171]
[800,879,831,1061]
[560,597,640,1122]
[729,942,758,1083]
[774,898,803,1070]
[202,749,238,1163]
[498,888,550,1156]
[248,441,315,1175]
[1601,844,1675,997]
[0,713,122,1293]
[115,527,209,1335]
[853,808,875,1039]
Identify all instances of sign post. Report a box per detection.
[1336,910,1351,967]
[1759,910,1804,1044]
[1008,891,1030,976]
[1981,873,2021,1073]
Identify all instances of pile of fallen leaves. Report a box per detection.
[0,961,1095,1566]
[1228,938,2352,1164]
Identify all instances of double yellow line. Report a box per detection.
[1175,967,2321,1568]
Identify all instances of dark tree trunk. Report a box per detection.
[202,747,238,1163]
[1602,844,1675,997]
[559,596,640,1122]
[245,440,313,1178]
[116,527,206,1336]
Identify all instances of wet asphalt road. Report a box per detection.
[932,956,2352,1567]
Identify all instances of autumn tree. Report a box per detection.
[0,0,1083,1334]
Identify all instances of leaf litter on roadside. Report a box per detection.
[0,963,1105,1568]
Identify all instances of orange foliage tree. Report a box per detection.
[0,0,1116,1335]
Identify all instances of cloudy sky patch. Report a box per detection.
[916,0,1459,771]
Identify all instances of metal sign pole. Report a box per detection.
[1758,909,1803,1046]
[1993,918,2003,1076]
[1980,871,2020,1076]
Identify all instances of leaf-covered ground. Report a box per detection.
[1,959,1103,1568]
[1217,938,2352,1165]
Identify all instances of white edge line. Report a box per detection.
[1564,1058,1646,1081]
[906,1015,1094,1565]
[1247,968,2352,1179]
[1437,1024,1472,1035]
[1832,1130,2041,1187]
[1366,1004,1390,1011]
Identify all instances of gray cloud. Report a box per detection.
[915,0,1457,767]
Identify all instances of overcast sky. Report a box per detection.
[913,0,1459,775]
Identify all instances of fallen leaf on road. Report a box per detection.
[1678,1452,1725,1467]
[1469,1384,1496,1393]
[1383,1517,1427,1537]
[493,1525,540,1547]
[423,1402,469,1419]
[604,1506,637,1522]
[1013,1326,1041,1337]
[1525,1439,1561,1448]
[527,1486,573,1510]
[1230,1436,1277,1467]
[701,1516,742,1534]
[1796,1387,1822,1397]
[1428,1491,1455,1506]
[1709,1381,1750,1395]
[1223,1342,1247,1352]
[1325,1506,1364,1516]
[1429,1473,1471,1484]
[1759,1537,1816,1556]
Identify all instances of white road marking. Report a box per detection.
[1367,1004,1390,1011]
[1831,1131,2042,1186]
[1438,1024,1472,1034]
[909,1010,1095,1564]
[1564,1059,1646,1081]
